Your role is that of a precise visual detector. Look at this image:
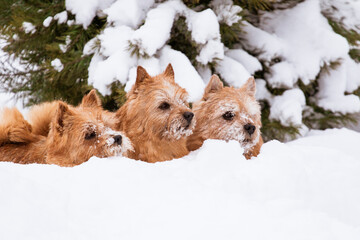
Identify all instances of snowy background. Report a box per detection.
[1,0,360,239]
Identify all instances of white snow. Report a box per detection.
[87,26,136,95]
[59,35,71,53]
[0,128,360,239]
[270,89,306,126]
[51,58,64,72]
[210,0,242,26]
[104,0,155,29]
[196,40,224,65]
[42,16,53,27]
[188,9,220,45]
[225,49,262,75]
[22,22,36,34]
[215,55,251,88]
[54,11,68,24]
[129,0,182,57]
[65,0,115,28]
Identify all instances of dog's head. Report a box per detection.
[193,75,261,151]
[47,101,133,166]
[123,64,196,141]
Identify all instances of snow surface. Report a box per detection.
[0,128,360,239]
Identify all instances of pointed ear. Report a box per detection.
[203,74,223,100]
[80,89,102,109]
[163,63,175,79]
[241,76,256,97]
[53,102,73,134]
[134,66,151,90]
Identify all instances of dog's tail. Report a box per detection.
[27,101,59,136]
[0,107,39,145]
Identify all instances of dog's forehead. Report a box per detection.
[156,82,188,103]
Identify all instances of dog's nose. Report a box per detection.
[183,111,194,123]
[244,124,256,135]
[113,135,122,145]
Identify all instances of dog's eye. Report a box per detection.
[85,131,96,140]
[159,102,170,110]
[222,111,235,121]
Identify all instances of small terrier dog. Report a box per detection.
[187,75,263,159]
[28,89,116,137]
[115,64,196,163]
[0,101,132,166]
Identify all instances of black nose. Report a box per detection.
[113,135,122,145]
[183,111,194,123]
[244,124,256,135]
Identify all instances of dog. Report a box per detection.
[0,101,133,166]
[115,64,196,163]
[28,89,116,137]
[187,74,263,159]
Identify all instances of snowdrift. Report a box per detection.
[0,128,360,239]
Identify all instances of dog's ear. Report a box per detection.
[163,63,175,80]
[80,89,102,109]
[240,76,256,97]
[203,74,223,100]
[53,101,74,134]
[134,66,151,90]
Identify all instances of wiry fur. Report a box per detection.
[115,64,196,163]
[28,89,117,137]
[187,75,263,159]
[0,102,133,166]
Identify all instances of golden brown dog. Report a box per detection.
[115,64,196,163]
[187,75,263,159]
[0,101,132,166]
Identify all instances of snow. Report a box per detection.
[22,22,36,34]
[87,26,136,95]
[65,0,115,28]
[270,89,306,126]
[129,0,182,57]
[215,55,251,88]
[0,128,360,239]
[51,58,64,72]
[210,0,242,26]
[196,39,224,65]
[265,62,297,88]
[320,0,360,32]
[188,9,220,45]
[225,49,262,75]
[54,11,68,24]
[104,0,155,29]
[42,16,53,27]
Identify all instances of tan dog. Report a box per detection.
[115,64,196,163]
[28,89,116,137]
[0,101,133,166]
[187,75,263,159]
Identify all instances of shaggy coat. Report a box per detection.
[0,101,132,166]
[115,64,196,163]
[187,75,263,159]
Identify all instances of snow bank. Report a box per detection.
[0,128,359,239]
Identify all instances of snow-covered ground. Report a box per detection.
[0,128,359,239]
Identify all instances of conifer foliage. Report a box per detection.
[1,0,360,141]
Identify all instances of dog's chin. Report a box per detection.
[240,133,259,151]
[163,123,195,141]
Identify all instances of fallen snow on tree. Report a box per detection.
[0,128,359,239]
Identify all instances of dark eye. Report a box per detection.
[159,102,170,110]
[85,131,96,140]
[222,111,235,121]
